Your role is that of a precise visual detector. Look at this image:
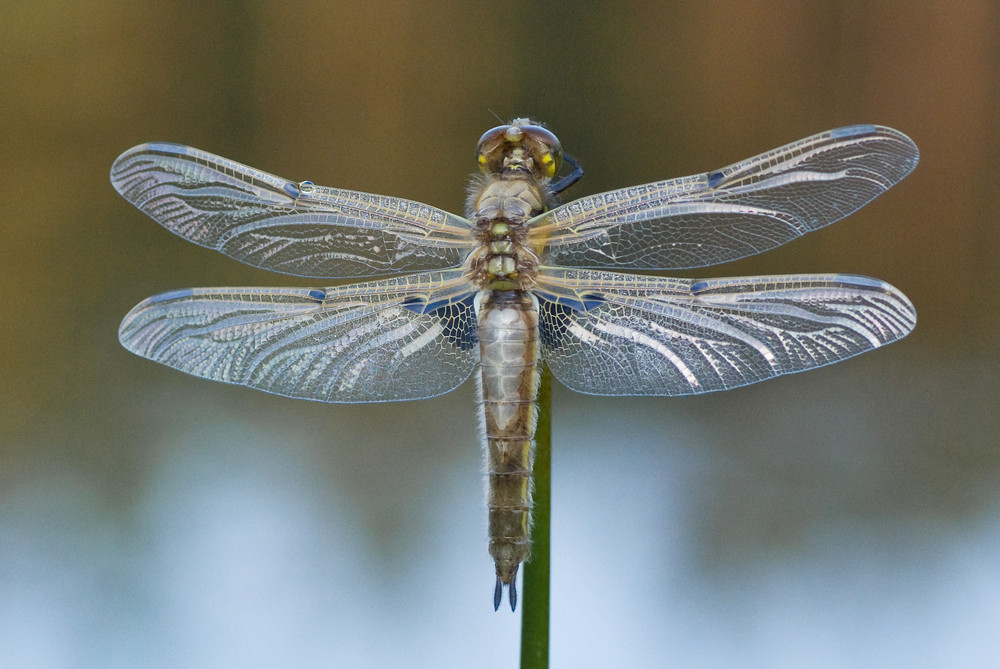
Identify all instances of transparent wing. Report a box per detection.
[119,270,479,403]
[530,125,919,270]
[111,143,474,278]
[535,268,915,396]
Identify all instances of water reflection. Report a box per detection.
[1,356,998,666]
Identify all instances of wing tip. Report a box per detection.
[110,142,192,199]
[834,273,916,309]
[830,123,920,175]
[111,141,188,168]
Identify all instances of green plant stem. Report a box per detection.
[520,364,552,668]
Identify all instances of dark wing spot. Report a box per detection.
[579,292,605,311]
[402,292,478,350]
[148,288,195,304]
[535,290,605,349]
[400,296,424,312]
[830,124,875,138]
[307,289,327,302]
[707,171,725,188]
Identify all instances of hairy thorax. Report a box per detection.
[464,175,549,290]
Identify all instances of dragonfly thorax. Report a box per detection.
[466,176,545,290]
[466,215,539,290]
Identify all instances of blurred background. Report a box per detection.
[2,1,998,667]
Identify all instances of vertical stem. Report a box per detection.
[520,364,552,668]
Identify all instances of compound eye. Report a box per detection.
[519,125,560,152]
[476,125,510,153]
[520,125,563,178]
[476,125,512,172]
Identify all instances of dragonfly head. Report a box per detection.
[476,118,563,181]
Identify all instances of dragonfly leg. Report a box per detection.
[551,153,584,195]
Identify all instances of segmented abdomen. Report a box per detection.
[475,290,541,592]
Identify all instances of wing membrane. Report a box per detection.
[530,125,918,269]
[535,268,915,396]
[111,143,474,278]
[119,270,478,402]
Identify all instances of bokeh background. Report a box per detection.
[3,1,998,667]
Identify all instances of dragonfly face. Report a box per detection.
[476,120,563,180]
[114,119,918,611]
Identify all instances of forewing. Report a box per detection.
[119,270,479,402]
[111,143,473,278]
[530,125,918,269]
[535,268,915,396]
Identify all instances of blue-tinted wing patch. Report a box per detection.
[402,292,479,350]
[830,124,876,138]
[148,288,195,304]
[535,290,606,349]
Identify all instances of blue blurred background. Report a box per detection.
[2,2,998,667]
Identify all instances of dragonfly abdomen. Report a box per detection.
[475,289,541,610]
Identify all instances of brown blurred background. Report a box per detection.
[1,1,998,666]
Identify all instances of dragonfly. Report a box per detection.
[113,119,918,611]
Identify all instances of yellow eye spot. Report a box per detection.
[541,153,556,177]
[478,154,487,168]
